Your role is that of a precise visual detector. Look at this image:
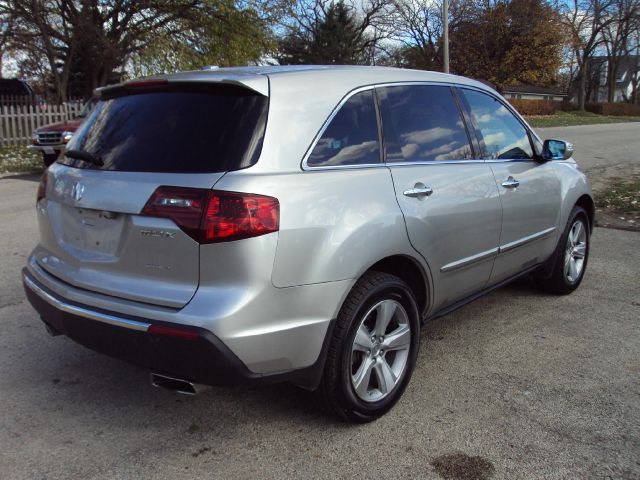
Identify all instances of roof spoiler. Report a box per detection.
[95,75,269,97]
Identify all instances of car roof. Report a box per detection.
[98,66,503,174]
[121,65,496,97]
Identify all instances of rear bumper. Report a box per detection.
[22,269,330,388]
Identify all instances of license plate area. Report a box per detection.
[61,206,125,256]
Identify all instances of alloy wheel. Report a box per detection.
[350,299,412,402]
[564,219,587,283]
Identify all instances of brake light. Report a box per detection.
[142,187,279,243]
[36,171,47,203]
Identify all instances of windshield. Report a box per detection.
[59,84,268,173]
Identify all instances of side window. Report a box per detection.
[307,90,380,167]
[379,85,473,162]
[462,89,533,160]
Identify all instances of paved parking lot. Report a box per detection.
[1,169,639,479]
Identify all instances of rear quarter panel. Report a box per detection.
[213,167,430,289]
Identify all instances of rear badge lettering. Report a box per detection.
[140,229,175,239]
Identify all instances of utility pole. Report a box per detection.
[443,0,450,73]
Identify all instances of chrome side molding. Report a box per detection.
[440,227,557,273]
[441,247,499,273]
[499,227,556,253]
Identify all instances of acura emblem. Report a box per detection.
[71,182,84,202]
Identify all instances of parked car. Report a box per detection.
[29,98,97,166]
[22,66,593,422]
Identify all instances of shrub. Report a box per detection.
[559,101,579,112]
[0,146,43,174]
[585,102,640,116]
[508,99,558,116]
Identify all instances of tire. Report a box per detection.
[538,206,590,295]
[317,271,420,423]
[43,153,58,167]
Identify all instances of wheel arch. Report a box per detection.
[575,194,595,232]
[364,255,431,320]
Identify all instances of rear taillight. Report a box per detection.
[36,171,47,203]
[142,186,279,244]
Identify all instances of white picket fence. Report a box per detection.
[0,102,84,147]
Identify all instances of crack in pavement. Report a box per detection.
[0,299,25,310]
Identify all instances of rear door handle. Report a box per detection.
[403,185,434,198]
[501,176,520,189]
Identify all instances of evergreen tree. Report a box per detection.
[278,1,380,65]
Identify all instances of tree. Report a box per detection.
[2,1,204,101]
[383,0,444,70]
[600,0,640,102]
[381,0,478,70]
[0,10,15,76]
[277,0,389,65]
[561,0,614,109]
[129,0,282,77]
[449,0,564,90]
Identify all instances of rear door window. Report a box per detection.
[306,90,381,168]
[461,89,533,160]
[59,84,268,173]
[379,85,473,162]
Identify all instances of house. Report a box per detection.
[586,55,639,103]
[502,84,567,101]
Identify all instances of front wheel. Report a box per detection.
[538,206,590,294]
[317,271,420,422]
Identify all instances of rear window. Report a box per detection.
[59,84,268,173]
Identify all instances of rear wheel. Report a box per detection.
[538,206,590,294]
[318,271,420,422]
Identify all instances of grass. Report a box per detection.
[595,176,640,213]
[0,146,43,174]
[525,110,640,128]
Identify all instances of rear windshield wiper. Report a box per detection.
[64,149,104,167]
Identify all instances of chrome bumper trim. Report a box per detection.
[23,273,151,332]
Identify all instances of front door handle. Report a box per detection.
[501,176,520,189]
[403,185,434,198]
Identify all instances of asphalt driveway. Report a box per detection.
[1,169,639,478]
[537,122,640,192]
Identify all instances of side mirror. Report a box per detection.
[542,139,573,161]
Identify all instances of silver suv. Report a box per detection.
[23,66,593,422]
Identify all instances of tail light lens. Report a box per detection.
[36,171,47,203]
[142,186,279,244]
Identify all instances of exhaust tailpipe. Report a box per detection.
[150,373,209,395]
[42,318,62,337]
